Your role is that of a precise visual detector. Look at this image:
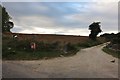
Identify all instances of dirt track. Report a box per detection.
[2,43,118,78]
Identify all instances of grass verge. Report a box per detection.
[2,50,78,60]
[102,47,120,59]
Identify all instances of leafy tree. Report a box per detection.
[1,5,14,32]
[100,33,116,41]
[89,22,102,40]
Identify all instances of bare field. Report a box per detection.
[3,32,89,44]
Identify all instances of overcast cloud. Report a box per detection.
[2,1,118,36]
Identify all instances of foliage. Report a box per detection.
[102,47,120,59]
[3,50,65,60]
[100,33,116,41]
[2,36,79,60]
[36,41,61,51]
[1,5,14,32]
[77,39,103,48]
[89,22,102,40]
[111,32,120,44]
[62,43,79,55]
[66,43,78,51]
[101,32,120,59]
[100,32,120,44]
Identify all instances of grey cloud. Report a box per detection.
[2,2,118,35]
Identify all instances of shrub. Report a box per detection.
[63,43,79,53]
[35,41,61,51]
[15,40,31,51]
[78,39,102,48]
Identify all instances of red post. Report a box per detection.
[31,42,36,51]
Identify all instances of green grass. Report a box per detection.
[102,47,120,59]
[77,39,103,48]
[2,50,77,60]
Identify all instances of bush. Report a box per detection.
[66,43,78,51]
[111,37,120,44]
[78,39,102,48]
[16,40,31,51]
[36,41,61,51]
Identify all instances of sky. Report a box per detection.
[1,0,119,36]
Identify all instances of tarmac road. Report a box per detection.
[2,43,118,78]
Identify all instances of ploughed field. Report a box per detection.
[3,32,89,44]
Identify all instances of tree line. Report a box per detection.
[100,32,120,44]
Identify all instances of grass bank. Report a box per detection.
[102,47,120,59]
[2,50,78,60]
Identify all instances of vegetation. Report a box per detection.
[77,38,104,48]
[1,5,14,32]
[101,32,120,58]
[89,22,102,40]
[3,50,63,60]
[102,47,120,59]
[2,34,105,60]
[100,33,116,41]
[2,36,79,60]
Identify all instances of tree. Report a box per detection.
[88,22,102,40]
[1,5,14,32]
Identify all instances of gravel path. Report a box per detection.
[2,43,118,78]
